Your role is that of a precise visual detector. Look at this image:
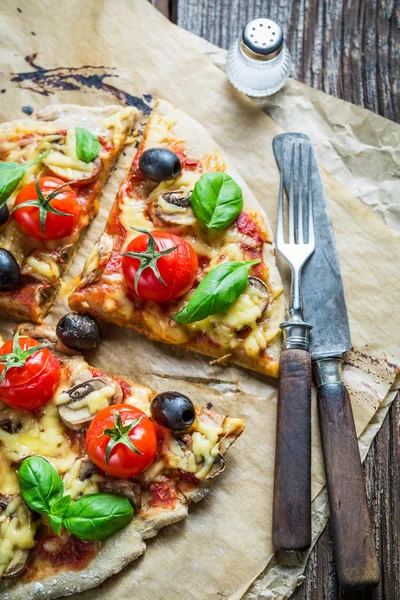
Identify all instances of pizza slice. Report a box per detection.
[0,104,138,322]
[69,99,286,377]
[0,324,244,599]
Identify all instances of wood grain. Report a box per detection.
[174,0,400,123]
[317,381,379,589]
[273,348,312,552]
[151,0,400,597]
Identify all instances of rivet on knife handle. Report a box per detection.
[272,141,314,551]
[314,358,380,589]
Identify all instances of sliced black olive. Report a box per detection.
[139,148,182,182]
[0,204,9,226]
[0,249,20,292]
[56,312,101,351]
[150,391,196,431]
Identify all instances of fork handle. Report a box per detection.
[273,347,312,551]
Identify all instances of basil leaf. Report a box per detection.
[50,495,72,517]
[174,259,260,324]
[190,172,243,231]
[62,494,134,541]
[48,514,62,537]
[0,151,50,206]
[75,127,100,164]
[19,456,63,514]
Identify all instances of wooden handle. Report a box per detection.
[273,348,312,551]
[317,382,380,589]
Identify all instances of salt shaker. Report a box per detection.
[226,18,292,97]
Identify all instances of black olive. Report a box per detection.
[0,249,20,292]
[139,148,182,182]
[56,313,101,351]
[150,391,196,431]
[0,204,9,226]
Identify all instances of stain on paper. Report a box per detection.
[11,54,152,113]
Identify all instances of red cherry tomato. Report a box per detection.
[122,230,198,302]
[0,337,61,410]
[14,176,81,241]
[86,404,157,478]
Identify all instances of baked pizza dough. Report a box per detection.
[0,325,244,599]
[69,99,285,377]
[0,104,137,322]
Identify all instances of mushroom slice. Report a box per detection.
[204,453,226,480]
[3,549,30,578]
[150,189,196,229]
[0,411,22,434]
[42,129,102,187]
[0,495,34,579]
[15,323,57,344]
[55,376,123,430]
[21,252,61,285]
[80,232,113,287]
[44,153,102,187]
[247,277,270,321]
[99,477,141,510]
[78,457,97,481]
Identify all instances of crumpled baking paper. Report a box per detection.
[0,1,399,599]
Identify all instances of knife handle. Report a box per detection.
[273,348,312,551]
[317,377,380,589]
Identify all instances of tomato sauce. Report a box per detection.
[236,211,263,243]
[150,480,177,509]
[23,532,99,581]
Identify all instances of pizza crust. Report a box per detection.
[0,104,137,322]
[1,525,145,600]
[0,329,241,599]
[69,99,286,377]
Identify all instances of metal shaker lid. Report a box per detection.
[241,18,283,61]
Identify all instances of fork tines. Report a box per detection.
[277,143,315,252]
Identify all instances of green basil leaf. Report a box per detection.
[19,456,63,514]
[62,494,134,541]
[0,151,50,206]
[50,495,72,517]
[190,172,243,231]
[48,514,62,537]
[174,259,260,324]
[75,127,100,164]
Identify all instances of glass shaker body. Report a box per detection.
[226,18,292,97]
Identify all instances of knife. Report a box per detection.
[273,133,380,590]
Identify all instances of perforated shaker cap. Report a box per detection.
[241,18,283,61]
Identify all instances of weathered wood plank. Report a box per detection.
[174,0,400,122]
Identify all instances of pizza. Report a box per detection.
[69,99,285,377]
[0,323,244,599]
[0,104,137,322]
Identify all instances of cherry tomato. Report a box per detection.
[14,176,81,241]
[86,404,157,478]
[0,337,61,410]
[122,230,198,302]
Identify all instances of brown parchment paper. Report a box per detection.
[0,1,399,599]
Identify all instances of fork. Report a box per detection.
[272,142,315,552]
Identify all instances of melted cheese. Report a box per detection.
[0,403,76,485]
[119,198,152,237]
[55,385,116,415]
[187,281,266,349]
[25,254,60,283]
[0,497,36,578]
[63,459,103,500]
[162,417,224,481]
[101,107,138,151]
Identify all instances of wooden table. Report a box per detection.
[151,2,400,598]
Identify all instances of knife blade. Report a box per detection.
[274,133,380,590]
